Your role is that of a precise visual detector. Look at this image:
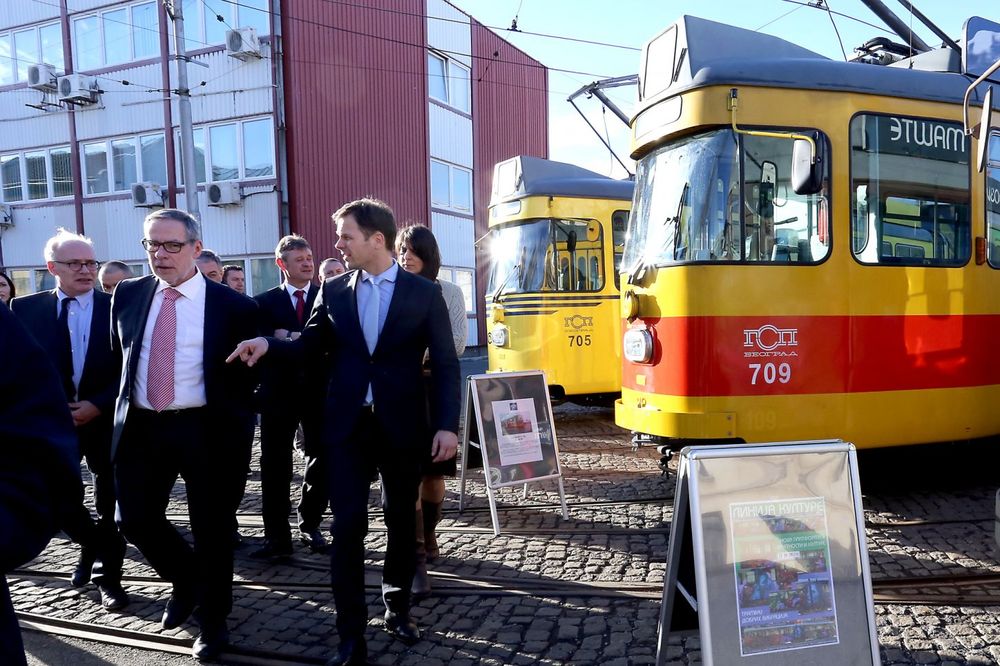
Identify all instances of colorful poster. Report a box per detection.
[491,398,543,466]
[730,497,839,656]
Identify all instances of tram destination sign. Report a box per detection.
[656,440,880,666]
[864,115,968,164]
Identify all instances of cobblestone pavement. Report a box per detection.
[10,407,1000,665]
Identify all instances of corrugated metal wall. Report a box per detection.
[282,0,429,258]
[471,20,548,341]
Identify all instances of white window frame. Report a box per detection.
[177,0,270,50]
[427,50,471,113]
[430,158,472,213]
[0,145,74,203]
[440,266,476,314]
[81,131,166,197]
[1,20,62,83]
[175,116,275,184]
[72,1,160,71]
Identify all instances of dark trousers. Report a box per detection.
[114,408,235,625]
[329,408,420,640]
[259,406,328,546]
[62,439,125,586]
[1,577,26,666]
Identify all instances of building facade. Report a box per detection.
[0,0,547,346]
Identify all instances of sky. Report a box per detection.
[448,0,994,178]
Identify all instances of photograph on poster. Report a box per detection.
[729,496,840,656]
[491,398,544,466]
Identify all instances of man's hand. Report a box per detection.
[68,400,100,427]
[226,337,269,366]
[431,430,458,462]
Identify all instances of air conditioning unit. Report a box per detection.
[0,204,12,228]
[207,181,241,206]
[57,74,98,104]
[131,182,164,208]
[226,28,261,61]
[28,63,58,91]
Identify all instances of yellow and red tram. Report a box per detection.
[486,155,632,403]
[616,15,1000,449]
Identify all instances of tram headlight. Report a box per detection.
[490,324,509,347]
[623,327,654,364]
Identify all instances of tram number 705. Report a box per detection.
[568,334,592,347]
[749,362,791,385]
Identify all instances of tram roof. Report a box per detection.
[490,156,634,205]
[639,16,997,112]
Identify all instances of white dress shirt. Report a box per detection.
[57,287,94,398]
[134,270,207,410]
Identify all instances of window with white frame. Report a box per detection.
[0,21,63,84]
[180,0,269,52]
[0,146,75,202]
[430,159,472,212]
[72,1,159,71]
[427,51,470,113]
[82,132,166,195]
[439,266,476,313]
[176,117,274,183]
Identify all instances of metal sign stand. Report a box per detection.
[458,371,569,535]
[657,440,880,666]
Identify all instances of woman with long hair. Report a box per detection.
[395,224,466,598]
[0,271,15,305]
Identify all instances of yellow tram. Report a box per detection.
[616,15,1000,449]
[486,155,632,403]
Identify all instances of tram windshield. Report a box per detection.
[486,218,606,296]
[623,128,831,271]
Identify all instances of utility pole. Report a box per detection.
[164,0,201,222]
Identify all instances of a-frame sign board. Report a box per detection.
[458,371,569,535]
[657,440,880,666]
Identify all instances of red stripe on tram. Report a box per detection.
[624,314,1000,397]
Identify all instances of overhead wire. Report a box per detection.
[821,0,849,60]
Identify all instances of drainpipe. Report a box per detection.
[60,0,84,234]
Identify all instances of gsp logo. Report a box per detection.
[564,315,594,330]
[743,324,798,353]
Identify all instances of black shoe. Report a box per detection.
[98,583,130,611]
[232,530,244,549]
[192,624,229,661]
[384,611,420,645]
[298,528,330,553]
[161,588,198,630]
[71,549,96,587]
[325,637,368,666]
[249,541,292,560]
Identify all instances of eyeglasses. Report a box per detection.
[53,260,100,272]
[141,239,190,253]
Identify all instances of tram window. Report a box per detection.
[612,209,628,290]
[986,131,1000,268]
[850,114,970,266]
[623,128,829,269]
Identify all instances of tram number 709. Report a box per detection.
[568,334,592,347]
[749,362,791,385]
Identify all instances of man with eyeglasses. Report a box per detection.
[10,228,129,613]
[109,209,258,660]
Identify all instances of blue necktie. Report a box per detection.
[362,276,381,403]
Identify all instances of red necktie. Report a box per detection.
[294,289,305,326]
[147,288,180,411]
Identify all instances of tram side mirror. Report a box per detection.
[976,86,994,173]
[792,132,824,195]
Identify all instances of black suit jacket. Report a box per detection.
[10,289,120,454]
[272,267,460,453]
[255,283,320,408]
[110,274,258,461]
[0,302,82,572]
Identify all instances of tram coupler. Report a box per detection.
[630,432,675,475]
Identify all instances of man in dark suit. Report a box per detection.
[10,229,128,612]
[111,209,257,660]
[0,302,83,666]
[230,198,461,666]
[252,234,330,559]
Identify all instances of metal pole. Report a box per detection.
[858,0,931,54]
[165,0,201,222]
